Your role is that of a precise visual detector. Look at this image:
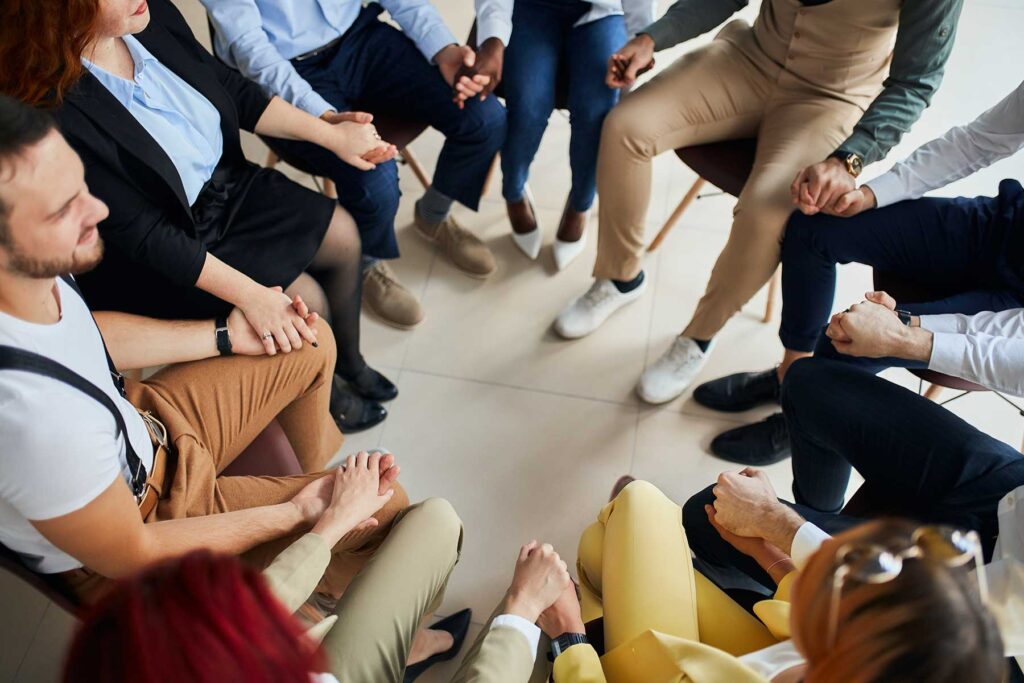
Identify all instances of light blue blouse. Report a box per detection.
[83,36,224,206]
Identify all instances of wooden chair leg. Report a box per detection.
[265,150,279,168]
[648,178,706,253]
[400,147,431,190]
[321,178,338,200]
[481,153,499,197]
[923,383,944,402]
[762,269,780,323]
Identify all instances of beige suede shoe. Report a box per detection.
[414,214,497,279]
[362,260,424,330]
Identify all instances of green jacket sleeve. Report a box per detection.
[838,0,964,164]
[641,0,749,51]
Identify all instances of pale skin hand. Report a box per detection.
[238,284,318,356]
[827,295,933,360]
[291,453,400,531]
[538,581,586,639]
[435,44,490,108]
[826,184,878,218]
[226,299,318,356]
[607,33,655,88]
[308,452,398,548]
[791,157,857,216]
[711,468,806,555]
[705,504,796,584]
[320,111,397,167]
[504,541,572,623]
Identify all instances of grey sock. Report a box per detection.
[415,186,454,227]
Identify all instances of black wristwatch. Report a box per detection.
[215,315,233,356]
[829,150,864,178]
[549,632,588,662]
[896,309,913,326]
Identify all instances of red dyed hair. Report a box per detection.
[0,0,101,106]
[63,551,328,683]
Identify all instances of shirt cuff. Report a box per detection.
[864,171,906,209]
[838,129,882,166]
[640,19,680,51]
[919,314,966,334]
[927,332,967,376]
[416,28,459,64]
[477,15,512,46]
[491,614,542,660]
[791,522,832,571]
[295,91,336,118]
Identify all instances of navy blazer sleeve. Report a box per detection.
[149,0,271,132]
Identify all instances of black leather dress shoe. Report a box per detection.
[693,368,780,412]
[330,381,387,433]
[710,413,791,465]
[404,608,473,682]
[339,365,398,402]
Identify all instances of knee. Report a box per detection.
[781,211,823,259]
[456,99,506,151]
[348,165,401,225]
[415,497,463,554]
[611,479,664,512]
[326,206,363,260]
[577,522,604,591]
[311,317,337,368]
[600,103,650,158]
[682,484,717,539]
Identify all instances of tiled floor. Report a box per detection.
[5,1,1024,681]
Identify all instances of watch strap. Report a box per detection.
[896,309,913,326]
[549,632,588,661]
[215,316,233,356]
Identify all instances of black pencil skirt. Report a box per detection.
[78,163,335,320]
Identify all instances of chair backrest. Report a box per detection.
[0,543,81,615]
[676,139,758,198]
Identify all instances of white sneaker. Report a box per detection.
[637,336,713,404]
[554,278,647,339]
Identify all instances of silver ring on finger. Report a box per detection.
[262,333,274,340]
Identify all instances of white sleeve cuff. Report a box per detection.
[491,614,542,661]
[919,313,968,334]
[864,171,906,209]
[418,29,459,64]
[296,91,336,118]
[477,16,512,46]
[927,332,968,376]
[791,522,832,571]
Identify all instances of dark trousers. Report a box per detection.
[779,179,1024,357]
[268,5,507,259]
[684,358,1024,596]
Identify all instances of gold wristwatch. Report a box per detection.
[831,151,864,178]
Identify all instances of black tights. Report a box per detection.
[286,208,366,378]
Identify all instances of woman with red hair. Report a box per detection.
[64,453,472,683]
[0,0,399,432]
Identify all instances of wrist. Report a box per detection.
[504,590,542,624]
[636,33,655,50]
[762,505,805,555]
[896,325,934,362]
[544,612,586,639]
[310,509,357,548]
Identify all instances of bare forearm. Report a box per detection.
[93,312,217,370]
[195,253,261,307]
[759,505,806,557]
[893,324,934,362]
[253,96,334,147]
[132,503,306,574]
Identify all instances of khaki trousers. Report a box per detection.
[594,24,864,339]
[65,318,409,603]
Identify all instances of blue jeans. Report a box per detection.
[500,1,626,212]
[684,358,1024,595]
[779,179,1024,365]
[266,5,507,259]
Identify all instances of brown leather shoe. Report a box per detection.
[362,260,424,329]
[415,214,497,279]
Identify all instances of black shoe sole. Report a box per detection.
[334,406,388,433]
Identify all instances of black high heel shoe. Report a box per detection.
[403,608,473,682]
[339,365,398,402]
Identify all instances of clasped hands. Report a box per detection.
[790,157,876,218]
[826,291,932,361]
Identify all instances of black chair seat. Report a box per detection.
[675,139,758,198]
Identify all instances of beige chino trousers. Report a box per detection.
[594,29,864,340]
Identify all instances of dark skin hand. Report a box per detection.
[470,37,505,99]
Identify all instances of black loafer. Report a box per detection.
[339,365,399,402]
[330,382,387,433]
[403,608,473,682]
[710,412,791,465]
[693,368,780,412]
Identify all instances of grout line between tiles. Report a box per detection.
[12,600,51,681]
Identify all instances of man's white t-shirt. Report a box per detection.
[0,278,154,573]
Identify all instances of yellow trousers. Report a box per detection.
[577,481,777,667]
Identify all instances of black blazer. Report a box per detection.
[56,0,271,288]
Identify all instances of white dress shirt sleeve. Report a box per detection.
[621,0,658,36]
[474,0,513,46]
[790,522,832,571]
[490,614,542,661]
[920,309,1024,398]
[379,0,458,62]
[866,80,1024,208]
[202,0,336,117]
